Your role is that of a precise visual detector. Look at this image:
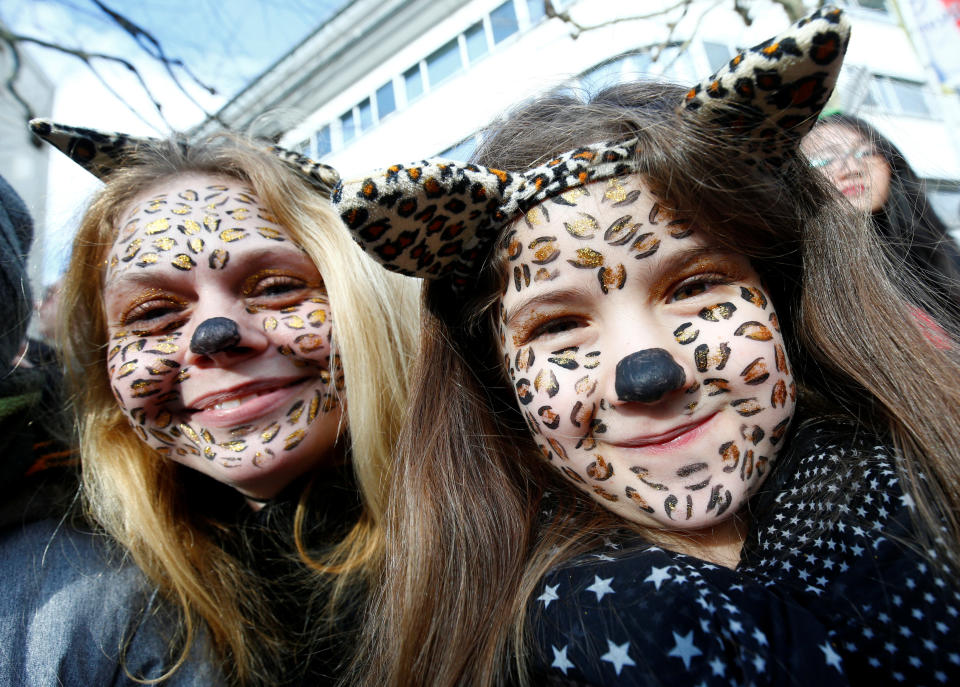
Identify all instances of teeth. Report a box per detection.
[212,394,256,411]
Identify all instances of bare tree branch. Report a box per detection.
[1,37,35,123]
[1,0,226,132]
[90,0,217,114]
[545,0,694,39]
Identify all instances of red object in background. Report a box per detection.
[943,0,960,28]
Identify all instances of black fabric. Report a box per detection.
[229,465,365,686]
[527,422,959,685]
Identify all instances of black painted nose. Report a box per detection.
[615,348,686,403]
[190,317,242,356]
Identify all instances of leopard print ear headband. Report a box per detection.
[333,6,849,292]
[28,119,340,194]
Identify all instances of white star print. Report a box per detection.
[586,575,615,601]
[551,645,574,674]
[668,630,703,669]
[600,639,635,675]
[644,565,672,590]
[820,641,843,671]
[709,656,726,676]
[538,583,559,607]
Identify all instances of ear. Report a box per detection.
[679,6,850,167]
[29,119,341,195]
[267,145,341,195]
[333,159,519,288]
[29,119,160,180]
[333,138,637,288]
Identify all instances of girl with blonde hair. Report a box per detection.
[31,122,419,685]
[333,7,959,686]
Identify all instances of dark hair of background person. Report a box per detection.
[349,82,960,687]
[817,112,960,322]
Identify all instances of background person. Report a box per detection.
[802,112,960,328]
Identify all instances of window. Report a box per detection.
[464,21,489,63]
[294,139,310,155]
[527,0,546,24]
[376,81,396,119]
[579,58,626,94]
[426,38,463,86]
[846,0,888,12]
[866,76,932,117]
[440,136,477,161]
[703,41,732,73]
[490,0,519,44]
[340,110,356,144]
[888,79,930,116]
[358,98,374,132]
[315,126,331,157]
[404,64,424,102]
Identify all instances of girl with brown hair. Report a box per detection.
[802,112,960,330]
[332,7,959,686]
[29,124,419,685]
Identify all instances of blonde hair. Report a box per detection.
[59,133,419,684]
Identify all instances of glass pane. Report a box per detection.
[855,0,888,11]
[890,79,930,117]
[703,41,732,73]
[465,22,488,63]
[315,125,331,157]
[340,110,356,144]
[440,136,477,161]
[376,81,396,119]
[491,0,519,44]
[358,98,373,131]
[404,64,424,102]
[426,38,463,86]
[527,0,546,23]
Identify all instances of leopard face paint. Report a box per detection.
[498,175,795,530]
[104,173,342,501]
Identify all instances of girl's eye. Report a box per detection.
[669,274,733,302]
[671,282,709,301]
[249,275,312,299]
[528,317,581,341]
[122,300,184,326]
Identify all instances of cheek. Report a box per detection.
[106,330,186,410]
[263,298,334,364]
[506,344,604,442]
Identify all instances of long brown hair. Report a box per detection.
[354,82,960,686]
[60,132,419,684]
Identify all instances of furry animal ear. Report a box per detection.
[679,6,849,168]
[28,119,340,194]
[333,6,850,291]
[29,119,161,181]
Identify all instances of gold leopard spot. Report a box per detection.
[145,218,170,234]
[172,254,196,271]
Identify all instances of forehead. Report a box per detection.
[499,174,714,302]
[106,172,296,281]
[802,123,863,151]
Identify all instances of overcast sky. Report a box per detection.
[3,0,350,283]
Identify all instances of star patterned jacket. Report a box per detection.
[527,422,960,685]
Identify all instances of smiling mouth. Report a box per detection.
[189,378,309,413]
[616,413,718,449]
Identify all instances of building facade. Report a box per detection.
[199,0,960,232]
